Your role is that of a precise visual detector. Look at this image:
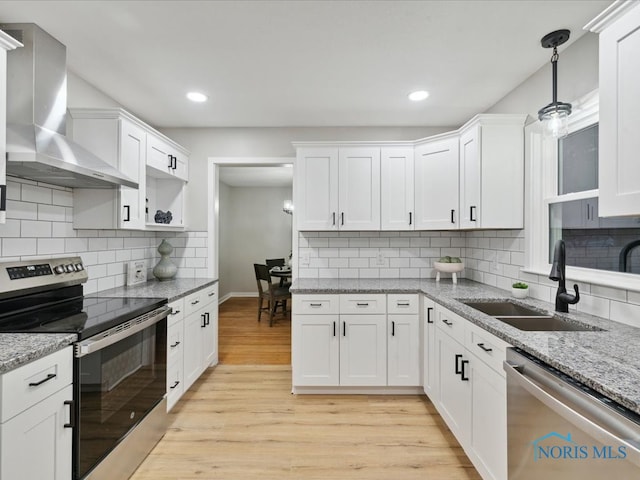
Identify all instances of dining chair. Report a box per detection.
[265,258,292,288]
[253,263,291,326]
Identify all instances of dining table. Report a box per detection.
[269,266,292,286]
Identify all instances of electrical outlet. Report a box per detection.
[300,252,310,266]
[376,251,385,266]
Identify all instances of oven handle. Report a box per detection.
[75,306,170,358]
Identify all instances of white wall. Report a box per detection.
[219,184,293,298]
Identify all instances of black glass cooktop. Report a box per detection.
[0,295,167,340]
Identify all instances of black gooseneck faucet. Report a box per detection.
[549,239,580,313]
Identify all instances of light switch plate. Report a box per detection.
[127,260,147,286]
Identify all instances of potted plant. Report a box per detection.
[511,282,529,299]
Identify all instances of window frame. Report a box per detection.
[524,89,640,292]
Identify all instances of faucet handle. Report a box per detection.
[567,284,580,305]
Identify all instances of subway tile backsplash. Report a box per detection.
[0,177,208,294]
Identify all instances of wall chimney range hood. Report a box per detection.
[1,24,137,189]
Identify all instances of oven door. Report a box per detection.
[74,308,168,479]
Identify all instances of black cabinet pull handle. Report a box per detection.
[333,321,336,337]
[0,185,6,212]
[173,155,177,170]
[170,309,181,315]
[356,303,369,307]
[170,341,181,348]
[343,321,346,337]
[461,360,469,381]
[170,380,180,389]
[427,307,433,324]
[208,292,215,297]
[341,212,344,225]
[391,321,395,336]
[310,303,322,307]
[332,212,336,226]
[123,205,130,222]
[442,319,453,327]
[29,373,56,387]
[167,154,172,168]
[64,400,74,428]
[409,212,412,225]
[470,205,477,222]
[477,342,493,352]
[455,354,463,374]
[201,313,207,327]
[450,209,455,224]
[191,300,200,305]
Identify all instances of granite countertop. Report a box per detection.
[291,277,640,415]
[0,277,217,375]
[0,333,77,375]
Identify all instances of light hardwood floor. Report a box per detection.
[130,297,480,479]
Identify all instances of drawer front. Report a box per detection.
[168,298,184,325]
[465,323,510,375]
[202,284,218,307]
[293,295,340,315]
[387,294,419,314]
[166,359,184,412]
[0,346,73,422]
[435,306,465,344]
[184,291,204,316]
[167,319,184,365]
[340,294,387,314]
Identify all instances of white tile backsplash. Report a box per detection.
[1,177,209,294]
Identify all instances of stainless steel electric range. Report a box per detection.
[0,257,170,480]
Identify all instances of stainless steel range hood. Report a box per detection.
[1,24,137,189]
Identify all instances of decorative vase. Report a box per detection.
[512,287,529,299]
[153,239,177,281]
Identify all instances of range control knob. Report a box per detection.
[54,265,66,275]
[75,263,84,271]
[65,264,76,273]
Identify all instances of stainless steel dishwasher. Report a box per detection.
[504,348,640,479]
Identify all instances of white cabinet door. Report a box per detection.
[595,3,640,216]
[339,314,386,386]
[202,286,219,368]
[459,125,481,229]
[183,308,205,391]
[292,314,340,386]
[338,147,381,230]
[423,298,437,399]
[381,147,414,230]
[0,385,72,480]
[295,148,339,230]
[415,136,460,229]
[387,314,420,386]
[146,134,173,175]
[435,327,470,444]
[119,119,146,229]
[468,354,507,480]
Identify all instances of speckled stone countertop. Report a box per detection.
[0,278,217,375]
[96,277,218,303]
[0,333,77,375]
[291,278,640,415]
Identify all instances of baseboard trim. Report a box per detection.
[219,292,258,304]
[292,386,424,395]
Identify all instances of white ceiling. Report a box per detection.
[0,0,612,128]
[219,166,293,187]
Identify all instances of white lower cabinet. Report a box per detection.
[433,304,508,480]
[339,314,387,386]
[388,294,421,386]
[167,298,185,411]
[422,298,437,398]
[293,314,340,386]
[0,347,73,480]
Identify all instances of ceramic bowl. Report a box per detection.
[433,262,465,273]
[512,287,529,299]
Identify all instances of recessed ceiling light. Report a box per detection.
[408,90,429,102]
[186,91,208,103]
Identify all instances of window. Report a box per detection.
[526,90,640,290]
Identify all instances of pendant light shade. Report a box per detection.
[537,29,572,139]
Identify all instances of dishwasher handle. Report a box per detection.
[504,360,640,464]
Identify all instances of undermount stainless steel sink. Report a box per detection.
[462,300,604,332]
[463,301,547,317]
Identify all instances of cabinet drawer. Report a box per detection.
[168,298,184,325]
[167,319,184,365]
[293,295,339,314]
[184,291,205,316]
[387,294,419,314]
[0,346,73,422]
[201,284,218,307]
[465,322,510,376]
[435,306,465,344]
[340,294,386,314]
[166,358,184,412]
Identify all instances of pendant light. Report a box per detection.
[537,29,572,139]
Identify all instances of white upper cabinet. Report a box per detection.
[459,115,527,229]
[295,146,380,231]
[0,30,22,225]
[338,147,380,230]
[414,135,459,230]
[69,108,189,231]
[381,147,414,230]
[587,2,640,217]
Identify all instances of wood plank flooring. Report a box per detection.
[218,297,291,365]
[131,365,481,480]
[131,296,480,479]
